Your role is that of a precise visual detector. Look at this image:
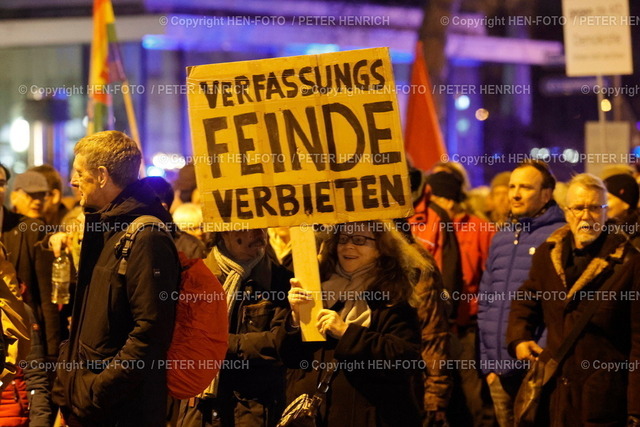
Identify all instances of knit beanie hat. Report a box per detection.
[604,173,639,208]
[427,171,463,202]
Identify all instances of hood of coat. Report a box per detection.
[545,224,627,298]
[97,180,173,225]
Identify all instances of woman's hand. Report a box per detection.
[317,309,348,338]
[288,278,313,327]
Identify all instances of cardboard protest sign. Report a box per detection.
[187,48,413,341]
[186,48,412,229]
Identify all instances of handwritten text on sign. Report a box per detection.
[186,48,412,227]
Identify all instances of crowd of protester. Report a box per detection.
[0,130,637,426]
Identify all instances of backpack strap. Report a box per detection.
[115,215,169,276]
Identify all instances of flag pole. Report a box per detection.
[121,79,145,177]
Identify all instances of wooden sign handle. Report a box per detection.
[290,225,325,342]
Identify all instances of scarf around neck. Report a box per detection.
[213,244,262,323]
[322,263,375,328]
[201,244,262,399]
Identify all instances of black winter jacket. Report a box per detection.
[54,181,180,426]
[204,252,292,402]
[278,302,424,427]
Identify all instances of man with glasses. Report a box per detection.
[507,173,640,426]
[10,171,50,220]
[10,170,65,357]
[477,160,565,427]
[0,166,58,359]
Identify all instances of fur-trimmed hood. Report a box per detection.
[545,224,627,299]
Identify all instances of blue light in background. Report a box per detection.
[146,166,166,177]
[389,50,414,64]
[455,95,470,111]
[142,34,180,50]
[456,118,470,134]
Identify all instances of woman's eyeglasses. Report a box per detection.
[337,234,376,246]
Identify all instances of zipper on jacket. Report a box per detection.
[495,227,522,369]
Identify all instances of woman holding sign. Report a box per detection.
[278,220,447,426]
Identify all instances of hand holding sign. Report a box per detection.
[187,48,413,340]
[287,278,313,327]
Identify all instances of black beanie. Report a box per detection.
[427,171,463,202]
[605,173,639,208]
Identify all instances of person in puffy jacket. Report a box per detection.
[477,160,565,427]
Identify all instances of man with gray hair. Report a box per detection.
[50,131,180,426]
[507,173,640,425]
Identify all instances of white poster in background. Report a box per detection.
[562,0,633,76]
[584,122,630,177]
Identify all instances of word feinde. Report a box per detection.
[186,48,413,228]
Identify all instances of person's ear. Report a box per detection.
[96,166,110,188]
[541,188,553,204]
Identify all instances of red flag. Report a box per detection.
[404,41,447,171]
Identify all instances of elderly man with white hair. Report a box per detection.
[507,173,640,426]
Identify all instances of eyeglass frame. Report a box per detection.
[337,234,377,246]
[565,204,608,217]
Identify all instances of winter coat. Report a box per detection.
[175,229,207,259]
[410,201,494,327]
[477,202,565,376]
[451,213,494,326]
[409,200,462,313]
[204,252,292,403]
[608,209,640,250]
[174,250,292,427]
[414,263,451,412]
[23,305,53,427]
[0,249,32,427]
[1,305,56,427]
[2,209,60,357]
[0,368,29,427]
[506,225,640,426]
[53,180,181,426]
[278,302,424,427]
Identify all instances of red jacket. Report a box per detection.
[409,198,494,326]
[453,213,494,325]
[0,368,29,427]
